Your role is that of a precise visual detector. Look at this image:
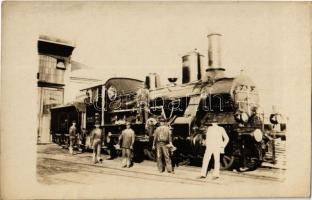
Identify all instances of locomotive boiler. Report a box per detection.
[144,33,267,171]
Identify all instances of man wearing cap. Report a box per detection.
[68,121,77,155]
[136,82,150,122]
[118,122,135,168]
[90,123,103,164]
[152,118,174,173]
[145,117,157,144]
[199,121,229,179]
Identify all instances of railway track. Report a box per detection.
[38,157,212,185]
[38,152,285,185]
[263,138,286,170]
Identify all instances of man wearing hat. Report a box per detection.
[199,119,229,179]
[152,118,174,173]
[68,121,77,155]
[118,122,135,168]
[90,123,103,164]
[145,117,157,144]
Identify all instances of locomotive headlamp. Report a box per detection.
[107,86,117,101]
[253,129,263,142]
[241,112,249,123]
[270,113,283,124]
[234,112,249,123]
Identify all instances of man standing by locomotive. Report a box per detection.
[68,121,77,155]
[152,118,174,173]
[118,122,135,168]
[136,82,149,122]
[199,121,229,179]
[145,117,157,144]
[106,132,116,160]
[90,123,103,164]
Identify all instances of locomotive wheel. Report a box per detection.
[54,136,59,145]
[237,139,263,172]
[144,149,156,161]
[57,137,61,145]
[238,158,262,172]
[220,154,235,170]
[64,137,69,147]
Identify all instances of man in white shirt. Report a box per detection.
[199,122,229,179]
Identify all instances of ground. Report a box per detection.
[37,143,286,198]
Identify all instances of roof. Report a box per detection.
[38,38,75,57]
[39,35,75,47]
[70,69,104,81]
[80,77,143,91]
[50,102,86,112]
[71,60,92,71]
[105,78,144,96]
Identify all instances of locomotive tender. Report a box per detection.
[51,33,279,171]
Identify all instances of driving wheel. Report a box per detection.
[220,154,235,170]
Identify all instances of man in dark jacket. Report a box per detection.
[145,117,157,145]
[152,118,174,173]
[90,123,103,164]
[118,122,135,168]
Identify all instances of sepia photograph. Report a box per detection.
[1,1,311,199]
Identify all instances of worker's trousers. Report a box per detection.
[92,139,102,163]
[121,148,132,167]
[200,148,220,177]
[156,143,173,173]
[69,136,76,155]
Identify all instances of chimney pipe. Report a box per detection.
[206,33,225,80]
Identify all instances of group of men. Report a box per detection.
[68,118,229,179]
[68,121,136,167]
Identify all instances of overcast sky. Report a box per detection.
[3,2,311,115]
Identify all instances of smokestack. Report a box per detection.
[206,33,225,80]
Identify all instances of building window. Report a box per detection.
[56,59,66,70]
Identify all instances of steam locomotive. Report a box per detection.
[50,33,283,171]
